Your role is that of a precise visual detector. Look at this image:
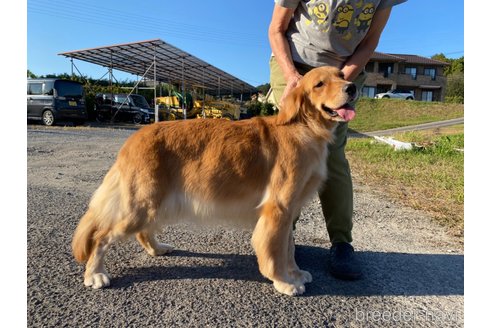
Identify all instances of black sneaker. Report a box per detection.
[328,242,362,280]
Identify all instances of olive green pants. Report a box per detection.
[269,57,365,244]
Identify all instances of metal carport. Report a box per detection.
[58,39,257,121]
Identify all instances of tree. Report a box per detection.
[431,54,464,103]
[450,57,464,75]
[27,69,37,78]
[445,72,464,103]
[256,83,270,95]
[431,53,464,76]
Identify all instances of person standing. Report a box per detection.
[269,0,407,280]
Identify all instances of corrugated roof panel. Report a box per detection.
[59,39,256,95]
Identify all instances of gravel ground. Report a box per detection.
[27,124,463,327]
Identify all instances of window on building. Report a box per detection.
[378,63,393,77]
[405,67,417,80]
[377,84,392,94]
[365,62,375,73]
[424,68,437,80]
[362,86,376,98]
[422,90,433,101]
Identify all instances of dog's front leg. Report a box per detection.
[287,229,312,285]
[137,229,174,256]
[252,202,307,296]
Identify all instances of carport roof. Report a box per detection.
[58,39,256,95]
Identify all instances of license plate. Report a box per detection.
[69,101,77,106]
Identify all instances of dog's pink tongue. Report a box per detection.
[335,104,356,122]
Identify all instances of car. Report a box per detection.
[27,78,88,126]
[94,93,155,124]
[375,89,415,100]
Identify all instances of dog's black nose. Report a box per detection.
[343,83,356,98]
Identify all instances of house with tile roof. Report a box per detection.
[362,52,450,101]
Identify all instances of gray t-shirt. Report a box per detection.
[275,0,407,68]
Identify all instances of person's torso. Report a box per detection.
[287,0,382,67]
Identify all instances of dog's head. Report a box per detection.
[277,66,357,127]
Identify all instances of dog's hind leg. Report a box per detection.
[136,229,174,256]
[252,201,305,296]
[83,232,113,289]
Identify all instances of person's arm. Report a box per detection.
[341,7,392,81]
[269,4,302,105]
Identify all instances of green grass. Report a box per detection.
[349,98,464,132]
[346,125,464,238]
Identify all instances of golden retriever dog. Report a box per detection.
[72,66,356,296]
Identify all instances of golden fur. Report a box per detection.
[72,66,355,296]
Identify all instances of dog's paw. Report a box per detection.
[273,280,306,296]
[148,243,174,256]
[290,269,312,284]
[84,272,111,289]
[299,270,312,284]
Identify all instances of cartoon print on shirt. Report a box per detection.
[305,0,378,40]
[332,2,354,34]
[355,3,375,33]
[306,0,331,32]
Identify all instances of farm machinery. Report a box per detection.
[156,91,240,121]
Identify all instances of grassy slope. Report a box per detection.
[344,99,464,238]
[349,98,464,132]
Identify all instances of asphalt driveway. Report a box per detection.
[27,125,463,327]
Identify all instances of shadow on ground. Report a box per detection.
[111,245,463,297]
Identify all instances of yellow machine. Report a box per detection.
[156,95,240,120]
[156,96,180,108]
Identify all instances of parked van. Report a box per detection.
[27,79,88,126]
[94,93,154,124]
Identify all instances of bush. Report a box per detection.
[246,101,262,117]
[445,72,464,103]
[260,102,275,116]
[445,96,464,104]
[245,101,275,117]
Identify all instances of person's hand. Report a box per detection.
[279,72,303,108]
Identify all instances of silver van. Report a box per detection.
[27,78,88,126]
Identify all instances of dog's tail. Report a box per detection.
[72,166,123,263]
[72,209,98,263]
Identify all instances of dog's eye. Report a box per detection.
[315,81,324,88]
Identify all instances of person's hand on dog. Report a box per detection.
[280,72,303,108]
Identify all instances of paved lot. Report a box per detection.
[27,124,463,327]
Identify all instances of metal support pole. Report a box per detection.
[218,76,221,99]
[71,58,74,79]
[70,59,107,95]
[109,50,114,122]
[110,62,154,123]
[154,44,158,123]
[182,56,186,120]
[202,66,206,118]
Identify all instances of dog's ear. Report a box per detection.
[276,86,304,125]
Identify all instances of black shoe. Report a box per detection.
[328,242,362,280]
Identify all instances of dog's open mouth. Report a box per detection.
[322,103,356,122]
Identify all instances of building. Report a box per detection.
[362,52,449,101]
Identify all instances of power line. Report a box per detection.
[28,0,268,47]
